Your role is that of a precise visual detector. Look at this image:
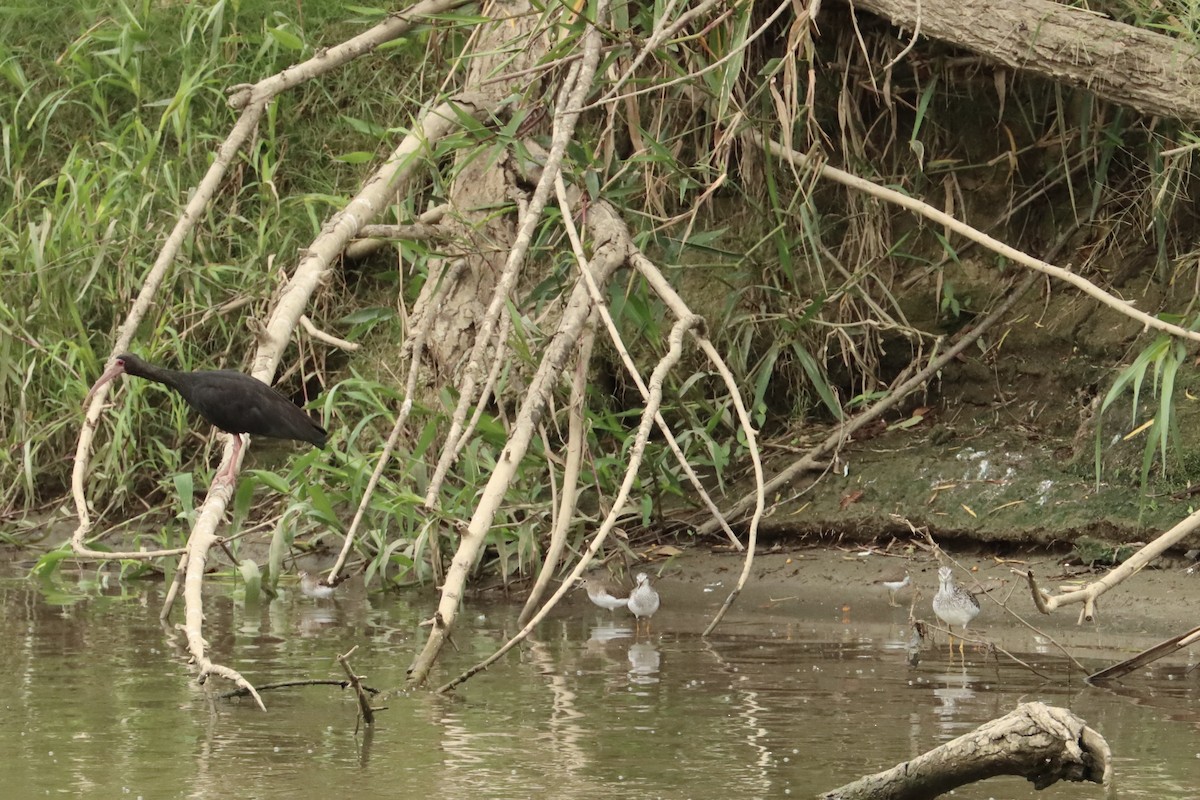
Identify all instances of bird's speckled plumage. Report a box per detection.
[874,571,912,607]
[299,570,335,599]
[579,577,628,611]
[627,572,660,630]
[933,566,980,656]
[932,566,980,630]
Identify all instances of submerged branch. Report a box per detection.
[438,313,705,694]
[407,0,612,686]
[406,200,632,689]
[337,646,378,727]
[1088,624,1200,682]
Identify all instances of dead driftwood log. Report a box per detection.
[820,702,1111,800]
[849,0,1200,122]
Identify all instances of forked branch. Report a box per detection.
[1028,505,1200,623]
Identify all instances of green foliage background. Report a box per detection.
[2,2,407,506]
[6,0,1200,575]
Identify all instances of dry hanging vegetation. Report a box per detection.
[2,0,1198,709]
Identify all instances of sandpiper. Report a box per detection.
[627,572,660,633]
[874,571,912,607]
[932,566,980,655]
[578,576,628,612]
[298,570,335,600]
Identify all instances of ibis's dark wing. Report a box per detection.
[173,370,326,447]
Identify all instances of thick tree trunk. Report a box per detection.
[820,702,1110,799]
[416,3,545,382]
[848,0,1200,121]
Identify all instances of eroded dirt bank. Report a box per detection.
[641,545,1200,668]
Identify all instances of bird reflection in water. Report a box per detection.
[297,605,338,638]
[933,669,977,728]
[296,570,338,637]
[587,622,634,646]
[627,641,660,684]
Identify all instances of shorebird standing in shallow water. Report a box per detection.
[874,570,912,607]
[578,576,628,612]
[298,570,335,600]
[932,566,980,656]
[627,572,660,634]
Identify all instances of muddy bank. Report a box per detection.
[701,282,1200,553]
[739,356,1200,551]
[634,545,1200,667]
[751,427,1175,546]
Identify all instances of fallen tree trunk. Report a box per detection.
[846,0,1200,121]
[820,702,1110,799]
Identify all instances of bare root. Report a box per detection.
[437,313,705,694]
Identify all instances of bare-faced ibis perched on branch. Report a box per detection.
[86,353,327,484]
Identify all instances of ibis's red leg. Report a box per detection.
[216,433,244,485]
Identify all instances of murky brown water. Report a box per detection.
[2,566,1200,798]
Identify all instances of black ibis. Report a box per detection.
[85,353,327,483]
